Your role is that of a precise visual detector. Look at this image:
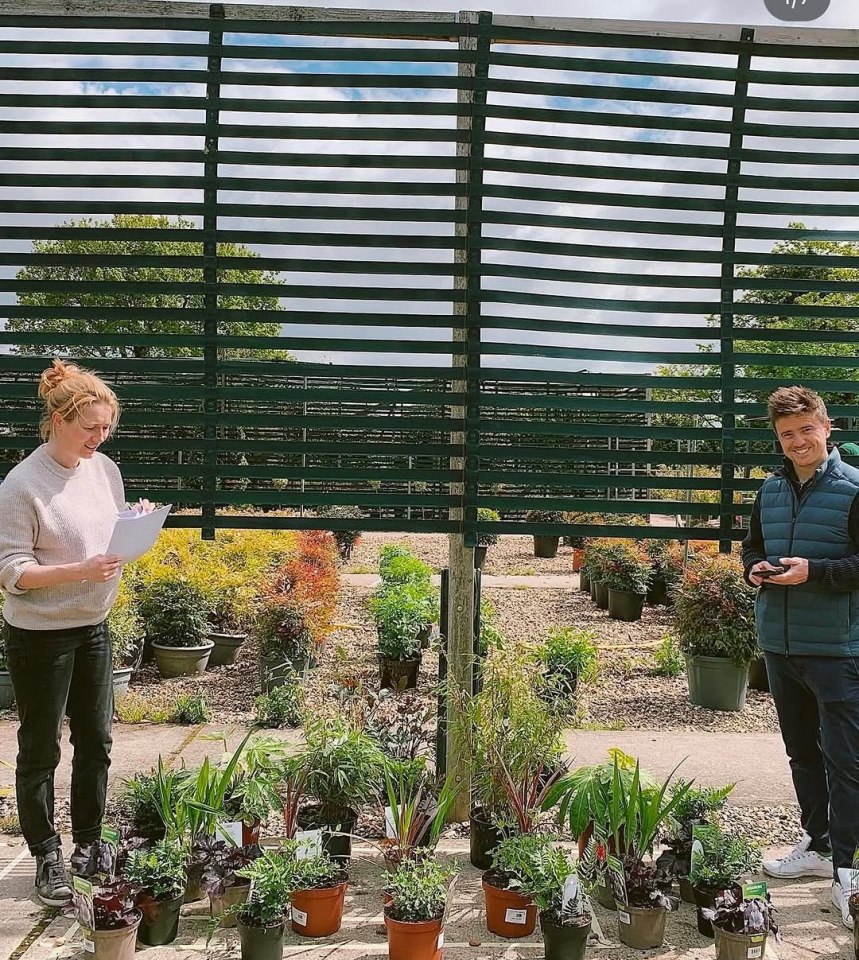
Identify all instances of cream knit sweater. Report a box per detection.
[0,444,126,630]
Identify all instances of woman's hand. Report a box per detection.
[77,553,123,583]
[132,499,154,515]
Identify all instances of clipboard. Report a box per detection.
[106,504,172,562]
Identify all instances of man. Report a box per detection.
[742,385,859,929]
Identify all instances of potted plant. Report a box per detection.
[118,771,169,843]
[203,563,252,668]
[602,539,652,622]
[688,825,762,937]
[645,540,683,607]
[674,556,757,711]
[564,511,605,573]
[256,595,314,688]
[234,849,293,960]
[368,582,433,690]
[540,626,598,706]
[384,854,455,960]
[655,782,735,902]
[702,885,779,959]
[66,880,141,960]
[483,833,546,938]
[315,504,364,561]
[195,837,260,927]
[282,839,350,938]
[525,509,566,558]
[518,844,592,960]
[107,579,144,696]
[377,549,438,648]
[748,649,769,692]
[121,838,187,946]
[297,717,384,864]
[475,507,500,570]
[582,538,616,609]
[140,574,214,678]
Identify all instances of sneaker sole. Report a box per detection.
[763,863,833,879]
[830,888,854,929]
[37,892,72,907]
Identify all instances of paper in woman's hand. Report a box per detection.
[106,503,172,562]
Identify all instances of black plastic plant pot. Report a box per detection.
[469,808,504,870]
[594,581,609,610]
[607,588,645,622]
[237,918,286,960]
[541,912,591,960]
[379,655,420,691]
[686,655,749,712]
[533,535,559,559]
[137,892,183,947]
[692,884,720,938]
[579,570,590,593]
[646,579,669,607]
[298,806,358,866]
[748,657,769,692]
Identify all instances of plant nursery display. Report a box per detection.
[688,825,762,937]
[235,849,294,960]
[482,833,545,938]
[281,840,350,938]
[525,509,566,558]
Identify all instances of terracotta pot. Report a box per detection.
[81,913,141,960]
[571,547,584,572]
[616,903,668,950]
[290,880,349,937]
[384,911,444,960]
[210,882,251,929]
[482,876,537,938]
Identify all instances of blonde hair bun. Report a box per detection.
[37,358,120,441]
[38,358,83,401]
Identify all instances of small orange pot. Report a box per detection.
[482,878,537,938]
[290,881,348,937]
[384,912,444,960]
[572,548,584,572]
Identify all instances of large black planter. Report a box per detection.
[533,535,560,559]
[297,805,358,866]
[137,892,183,946]
[469,807,504,870]
[379,655,421,690]
[541,912,591,960]
[647,578,670,607]
[237,918,286,960]
[748,657,769,692]
[593,581,609,610]
[607,588,645,622]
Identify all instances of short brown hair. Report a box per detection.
[767,385,829,427]
[38,358,120,441]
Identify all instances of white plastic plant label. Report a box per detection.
[562,874,580,911]
[215,820,243,846]
[618,910,631,925]
[82,937,95,954]
[504,908,528,924]
[295,829,323,860]
[292,907,308,927]
[690,838,705,867]
[384,806,397,839]
[437,930,445,949]
[747,948,763,960]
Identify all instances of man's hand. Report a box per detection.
[769,557,809,585]
[750,561,784,586]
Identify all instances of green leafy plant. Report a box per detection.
[653,634,684,677]
[490,833,554,891]
[255,597,313,663]
[476,507,501,548]
[236,848,293,927]
[368,582,435,661]
[519,844,590,926]
[254,678,304,728]
[121,838,186,900]
[703,887,779,936]
[280,839,344,890]
[385,854,455,923]
[108,579,145,668]
[170,694,211,725]
[688,825,762,889]
[541,626,598,696]
[600,539,652,594]
[140,575,212,649]
[379,552,433,588]
[674,556,757,664]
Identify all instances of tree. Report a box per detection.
[7,214,291,361]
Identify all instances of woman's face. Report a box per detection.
[52,401,114,462]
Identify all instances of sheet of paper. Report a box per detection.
[106,504,172,562]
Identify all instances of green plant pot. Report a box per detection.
[152,640,213,678]
[589,578,598,601]
[237,918,286,960]
[533,535,560,559]
[579,570,590,592]
[713,926,768,960]
[593,581,609,610]
[137,892,183,947]
[595,879,616,909]
[616,903,668,950]
[259,651,308,691]
[111,667,133,698]
[541,912,591,960]
[607,588,645,622]
[379,655,420,691]
[207,631,247,668]
[469,807,504,870]
[748,657,769,692]
[685,655,749,712]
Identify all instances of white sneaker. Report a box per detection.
[831,881,854,929]
[762,832,833,879]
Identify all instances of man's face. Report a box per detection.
[774,413,831,474]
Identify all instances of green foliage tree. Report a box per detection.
[8,214,292,361]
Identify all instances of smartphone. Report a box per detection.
[758,567,786,579]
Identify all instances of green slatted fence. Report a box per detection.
[1,5,858,549]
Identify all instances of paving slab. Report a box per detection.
[13,841,850,960]
[563,730,794,807]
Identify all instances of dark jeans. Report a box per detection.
[765,651,859,876]
[4,620,113,857]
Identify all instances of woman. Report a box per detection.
[0,359,148,905]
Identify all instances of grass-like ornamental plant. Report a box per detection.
[122,838,186,901]
[385,855,455,923]
[674,556,757,664]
